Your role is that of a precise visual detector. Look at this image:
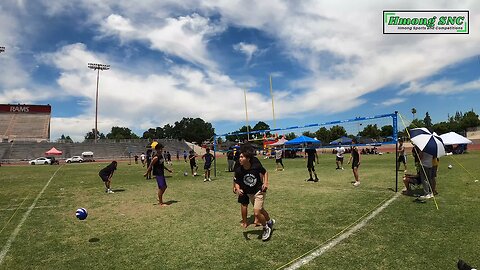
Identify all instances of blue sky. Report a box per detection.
[0,1,479,141]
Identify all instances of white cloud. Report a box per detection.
[99,13,224,70]
[2,0,480,140]
[399,79,480,95]
[233,42,258,64]
[36,44,282,140]
[376,98,406,107]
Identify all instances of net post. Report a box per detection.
[394,111,398,192]
[213,135,217,177]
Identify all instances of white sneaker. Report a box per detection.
[267,219,276,229]
[107,189,114,194]
[353,181,360,187]
[262,226,272,241]
[341,167,344,170]
[204,178,207,182]
[208,178,212,181]
[420,193,433,199]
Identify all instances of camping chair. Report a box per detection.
[403,173,423,194]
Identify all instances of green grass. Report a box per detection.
[0,152,479,269]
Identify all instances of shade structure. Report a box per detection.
[45,147,62,156]
[285,135,321,145]
[409,128,445,157]
[439,132,472,145]
[270,137,288,146]
[329,136,352,145]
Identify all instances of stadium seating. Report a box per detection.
[1,113,50,142]
[0,139,193,162]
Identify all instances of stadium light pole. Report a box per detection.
[87,63,110,143]
[0,46,5,53]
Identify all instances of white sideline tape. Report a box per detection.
[0,166,62,265]
[284,193,400,270]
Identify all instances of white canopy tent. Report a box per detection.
[270,137,288,146]
[439,132,472,145]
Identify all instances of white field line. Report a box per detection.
[284,193,400,270]
[0,166,63,265]
[0,205,59,211]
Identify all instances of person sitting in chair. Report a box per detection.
[402,173,422,195]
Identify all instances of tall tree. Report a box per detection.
[284,132,296,140]
[174,118,215,143]
[252,121,270,133]
[106,126,139,140]
[84,130,105,140]
[380,125,394,138]
[411,108,417,119]
[358,124,381,138]
[58,134,73,143]
[302,131,316,138]
[432,121,450,135]
[460,111,480,131]
[407,119,425,130]
[330,125,347,141]
[315,127,331,143]
[424,112,433,131]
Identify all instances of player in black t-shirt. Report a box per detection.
[347,140,361,187]
[144,143,173,206]
[202,148,215,182]
[305,143,319,182]
[99,161,117,194]
[188,150,198,176]
[233,155,260,228]
[234,145,275,241]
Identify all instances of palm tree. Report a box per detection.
[411,108,417,119]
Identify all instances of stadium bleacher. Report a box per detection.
[0,139,193,162]
[1,104,50,142]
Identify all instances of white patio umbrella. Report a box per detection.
[409,128,446,157]
[439,132,472,145]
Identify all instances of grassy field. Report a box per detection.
[0,152,479,270]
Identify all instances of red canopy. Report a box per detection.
[45,147,62,156]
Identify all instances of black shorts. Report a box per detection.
[190,162,197,169]
[204,163,212,170]
[336,156,344,162]
[99,175,109,182]
[352,162,360,169]
[275,158,282,164]
[307,161,315,169]
[398,155,406,164]
[237,194,249,205]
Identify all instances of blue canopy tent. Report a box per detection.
[329,136,352,145]
[285,135,321,146]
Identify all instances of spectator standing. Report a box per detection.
[305,143,319,182]
[347,141,361,187]
[397,140,407,172]
[335,145,346,170]
[275,148,284,171]
[202,148,215,182]
[140,153,146,167]
[227,149,235,172]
